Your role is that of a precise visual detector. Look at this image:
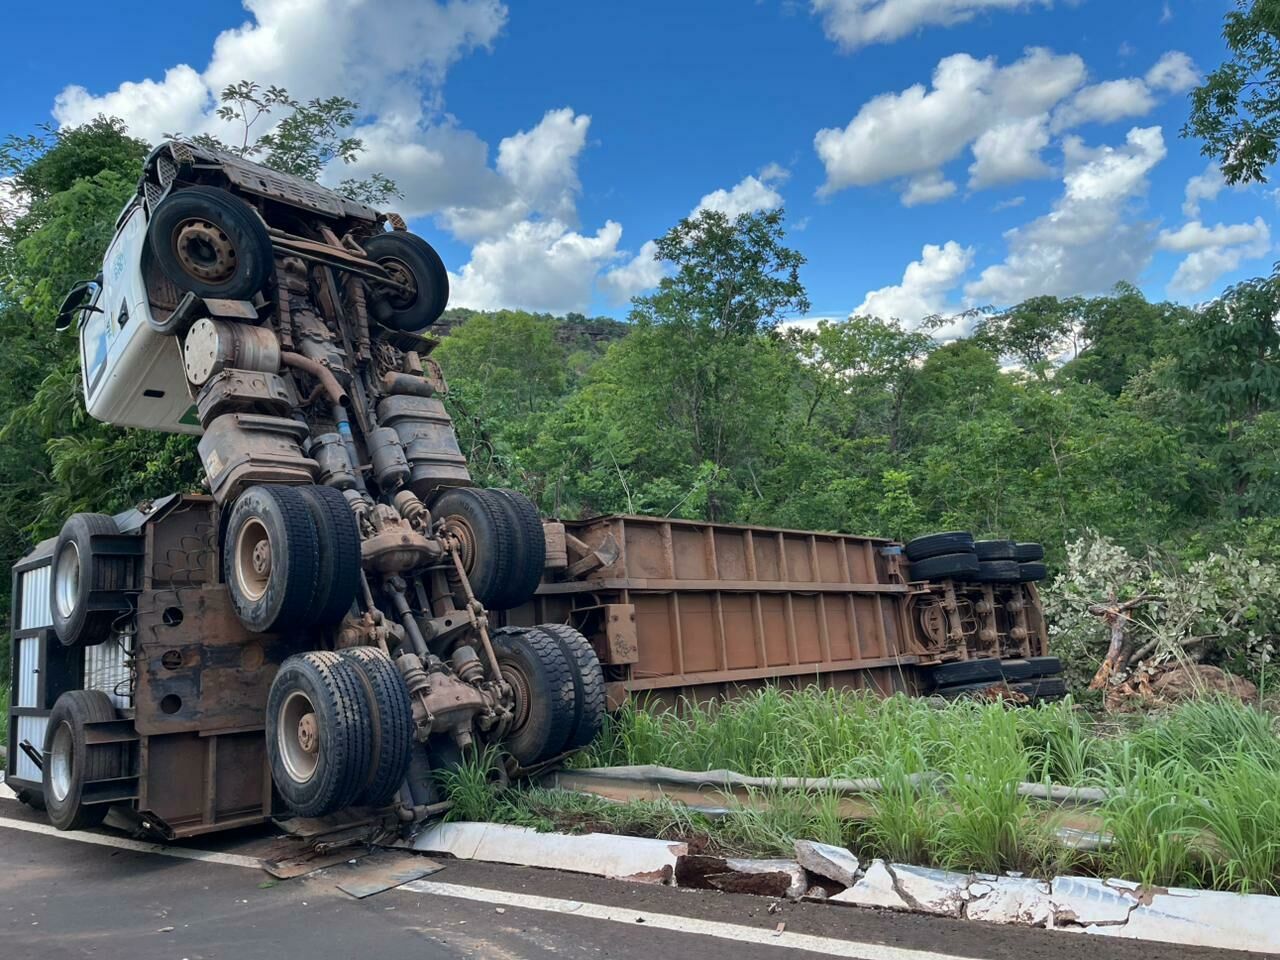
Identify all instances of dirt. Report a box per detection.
[1149,664,1258,703]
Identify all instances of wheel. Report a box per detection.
[42,690,121,830]
[1014,542,1044,563]
[296,486,361,626]
[362,232,449,331]
[491,627,575,766]
[536,623,605,751]
[975,560,1020,583]
[224,485,321,633]
[1022,675,1067,703]
[974,540,1018,561]
[434,487,517,610]
[999,656,1063,681]
[266,652,373,818]
[908,552,979,582]
[340,647,415,808]
[925,657,1002,690]
[1017,562,1047,583]
[50,513,137,648]
[904,532,974,562]
[146,186,273,300]
[488,489,546,610]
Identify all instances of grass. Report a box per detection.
[0,684,7,747]
[437,686,1280,895]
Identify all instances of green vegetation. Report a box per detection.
[438,689,1280,893]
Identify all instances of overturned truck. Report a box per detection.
[4,142,1061,840]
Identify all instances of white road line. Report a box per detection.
[0,816,262,869]
[0,813,977,959]
[401,879,977,960]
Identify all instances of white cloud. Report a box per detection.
[1182,162,1225,218]
[812,0,1049,51]
[55,66,211,144]
[855,240,974,327]
[599,240,665,305]
[1051,78,1156,132]
[902,171,958,206]
[1145,51,1198,92]
[693,166,787,217]
[1158,217,1270,294]
[966,126,1167,304]
[993,195,1026,211]
[813,48,1084,198]
[968,117,1052,189]
[449,219,623,314]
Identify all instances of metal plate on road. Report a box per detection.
[336,853,444,899]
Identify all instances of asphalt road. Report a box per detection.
[0,794,1264,960]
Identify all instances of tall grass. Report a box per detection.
[567,686,1280,893]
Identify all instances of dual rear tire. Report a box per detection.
[434,487,545,611]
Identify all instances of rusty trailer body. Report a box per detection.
[501,515,1050,707]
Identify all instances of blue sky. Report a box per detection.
[1,1,1266,324]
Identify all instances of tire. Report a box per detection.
[147,185,273,300]
[42,690,121,830]
[224,485,321,633]
[974,540,1018,561]
[1017,562,1047,583]
[266,651,373,818]
[50,513,137,648]
[492,627,575,766]
[1014,542,1044,563]
[908,552,980,582]
[975,559,1021,583]
[926,657,1003,690]
[488,489,546,610]
[296,486,361,626]
[1023,676,1067,702]
[340,647,415,808]
[904,532,975,562]
[933,680,1011,700]
[434,487,517,611]
[1000,657,1063,682]
[362,232,449,331]
[536,623,605,751]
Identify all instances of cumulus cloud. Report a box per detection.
[449,219,623,314]
[854,240,974,327]
[968,117,1052,189]
[902,171,958,206]
[813,48,1084,198]
[693,165,788,217]
[1145,51,1199,92]
[1050,78,1155,132]
[1182,163,1225,218]
[812,0,1049,51]
[1158,217,1271,294]
[965,126,1167,304]
[815,48,1195,203]
[599,240,665,305]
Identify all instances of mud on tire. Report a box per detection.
[266,651,373,818]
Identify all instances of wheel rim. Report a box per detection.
[233,517,272,603]
[49,721,74,802]
[278,690,320,783]
[500,661,533,736]
[53,541,81,620]
[378,257,419,309]
[174,218,237,282]
[441,514,476,573]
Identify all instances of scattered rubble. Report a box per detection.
[793,840,860,888]
[675,856,807,899]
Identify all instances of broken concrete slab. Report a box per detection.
[966,876,1054,927]
[1048,876,1136,926]
[411,822,685,884]
[1085,884,1280,954]
[828,859,970,917]
[794,840,860,888]
[675,855,807,899]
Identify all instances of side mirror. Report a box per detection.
[54,280,101,331]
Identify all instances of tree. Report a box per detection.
[190,81,399,205]
[1185,0,1280,184]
